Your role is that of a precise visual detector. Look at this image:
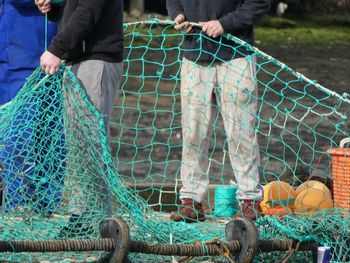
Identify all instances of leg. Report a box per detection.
[64,61,122,219]
[217,56,262,201]
[0,100,38,210]
[179,58,216,204]
[36,78,66,214]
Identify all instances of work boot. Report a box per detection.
[233,200,263,221]
[170,198,206,223]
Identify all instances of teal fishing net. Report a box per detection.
[0,20,349,262]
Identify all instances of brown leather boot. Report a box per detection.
[233,200,263,221]
[170,198,206,223]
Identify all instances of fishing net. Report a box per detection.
[0,20,349,262]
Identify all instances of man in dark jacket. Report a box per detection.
[35,0,124,237]
[166,0,270,223]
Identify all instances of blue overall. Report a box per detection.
[0,0,64,213]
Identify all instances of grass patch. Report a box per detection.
[255,26,350,46]
[255,14,350,47]
[257,16,297,28]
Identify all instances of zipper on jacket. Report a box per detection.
[82,40,86,53]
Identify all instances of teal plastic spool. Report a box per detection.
[214,185,238,217]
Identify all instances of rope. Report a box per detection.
[129,239,240,256]
[0,238,317,255]
[0,239,114,253]
[278,241,301,263]
[258,239,316,252]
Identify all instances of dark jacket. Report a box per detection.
[0,0,57,105]
[47,0,123,64]
[166,0,270,62]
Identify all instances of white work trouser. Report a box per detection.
[179,56,262,203]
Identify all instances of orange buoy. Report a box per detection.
[295,180,332,198]
[260,181,297,216]
[294,188,333,215]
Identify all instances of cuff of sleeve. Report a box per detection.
[170,10,184,20]
[47,41,65,59]
[219,15,237,33]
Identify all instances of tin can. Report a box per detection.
[317,246,331,263]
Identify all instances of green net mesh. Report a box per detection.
[0,20,349,262]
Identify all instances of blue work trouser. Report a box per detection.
[0,83,65,213]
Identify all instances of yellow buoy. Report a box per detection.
[260,181,297,215]
[294,188,333,215]
[295,180,332,198]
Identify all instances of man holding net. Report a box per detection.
[166,0,270,222]
[35,0,124,237]
[0,0,62,213]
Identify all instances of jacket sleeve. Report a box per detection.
[166,0,184,20]
[48,0,107,58]
[218,0,271,32]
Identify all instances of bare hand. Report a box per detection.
[200,20,224,38]
[174,13,192,34]
[40,51,61,75]
[35,0,52,14]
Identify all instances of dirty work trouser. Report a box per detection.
[179,56,262,203]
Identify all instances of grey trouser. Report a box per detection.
[179,57,262,203]
[65,60,123,216]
